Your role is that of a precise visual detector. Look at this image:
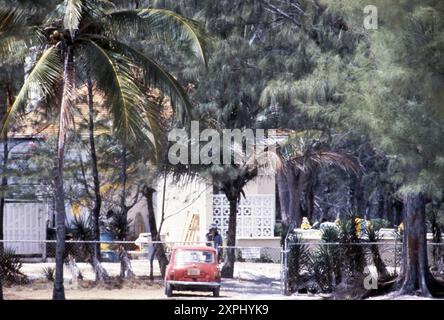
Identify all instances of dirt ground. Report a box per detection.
[4,260,442,300]
[4,260,293,300]
[4,279,442,300]
[3,278,314,300]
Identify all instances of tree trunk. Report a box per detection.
[144,186,168,278]
[52,47,74,300]
[398,193,442,296]
[370,243,391,280]
[87,77,101,261]
[377,188,385,219]
[119,246,135,278]
[0,124,7,249]
[86,77,109,282]
[115,148,136,279]
[53,126,67,300]
[67,254,82,287]
[393,198,403,227]
[276,166,290,227]
[221,197,238,278]
[305,169,316,222]
[293,170,305,226]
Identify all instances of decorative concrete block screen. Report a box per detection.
[212,194,275,238]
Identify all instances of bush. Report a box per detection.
[310,244,342,293]
[337,215,367,279]
[308,227,342,293]
[287,233,311,292]
[42,266,55,282]
[0,248,29,285]
[369,218,390,231]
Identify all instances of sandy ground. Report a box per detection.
[3,278,326,300]
[4,260,442,300]
[4,261,293,300]
[19,260,282,281]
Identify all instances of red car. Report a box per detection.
[164,246,221,297]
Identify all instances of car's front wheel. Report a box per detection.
[213,287,220,297]
[165,283,173,297]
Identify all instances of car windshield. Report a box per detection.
[175,250,214,264]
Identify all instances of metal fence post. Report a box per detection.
[281,237,289,296]
[394,235,398,275]
[94,242,97,261]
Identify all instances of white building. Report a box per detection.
[142,174,280,248]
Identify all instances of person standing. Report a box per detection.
[206,223,223,263]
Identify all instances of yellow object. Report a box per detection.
[355,218,363,237]
[335,218,341,227]
[184,212,199,242]
[398,222,404,233]
[301,217,311,230]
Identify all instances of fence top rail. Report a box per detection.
[286,241,444,246]
[221,246,281,249]
[1,240,443,246]
[0,240,210,245]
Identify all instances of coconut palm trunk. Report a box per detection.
[87,77,101,258]
[143,186,168,279]
[117,147,135,278]
[52,46,74,300]
[86,76,109,282]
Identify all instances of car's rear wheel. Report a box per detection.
[213,287,220,297]
[165,283,173,297]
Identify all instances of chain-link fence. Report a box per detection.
[281,241,444,295]
[0,240,209,283]
[1,240,444,298]
[215,245,283,297]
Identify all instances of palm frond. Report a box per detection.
[64,0,83,38]
[105,8,211,66]
[0,8,25,32]
[83,35,192,122]
[142,100,162,162]
[81,39,155,147]
[292,150,362,175]
[0,8,42,59]
[1,45,62,134]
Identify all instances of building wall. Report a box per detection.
[155,176,211,243]
[127,197,152,239]
[237,238,281,248]
[153,174,277,246]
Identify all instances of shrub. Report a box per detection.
[42,266,55,282]
[287,233,311,292]
[309,227,342,293]
[369,218,390,231]
[0,248,29,285]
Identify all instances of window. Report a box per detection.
[175,250,214,264]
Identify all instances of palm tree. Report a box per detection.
[276,131,362,229]
[1,0,209,299]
